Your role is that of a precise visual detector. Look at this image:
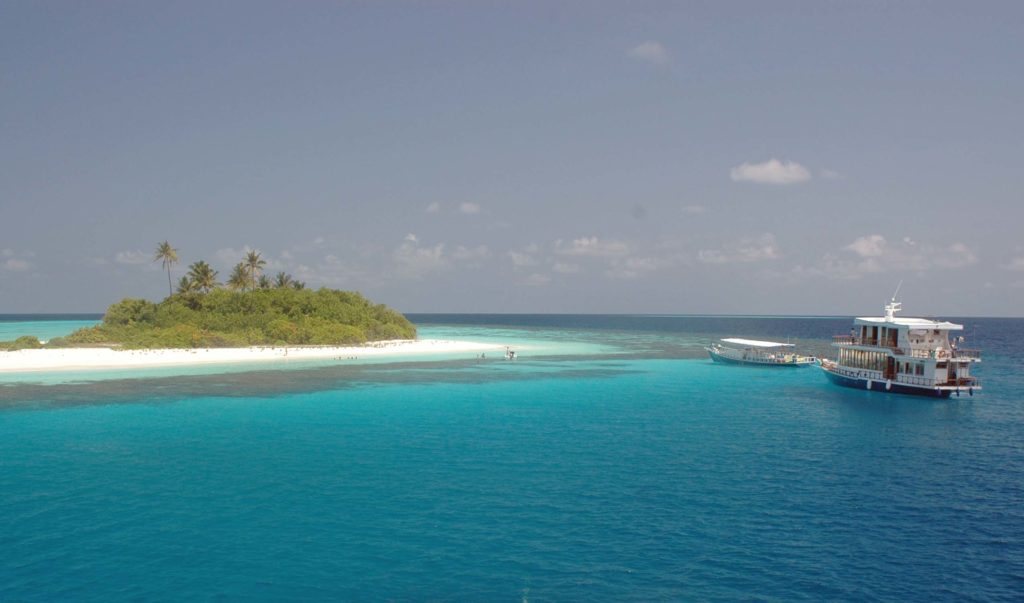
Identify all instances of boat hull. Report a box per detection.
[819,366,977,398]
[706,347,813,367]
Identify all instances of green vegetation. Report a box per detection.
[0,243,414,351]
[187,260,218,293]
[245,250,267,291]
[1,335,44,351]
[50,287,416,349]
[153,241,179,297]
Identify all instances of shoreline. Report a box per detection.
[0,339,510,374]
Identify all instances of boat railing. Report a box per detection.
[827,365,882,380]
[896,374,937,387]
[895,374,980,387]
[832,335,903,349]
[942,376,981,387]
[833,335,869,345]
[952,348,981,360]
[905,347,980,360]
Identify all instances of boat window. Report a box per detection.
[936,362,947,369]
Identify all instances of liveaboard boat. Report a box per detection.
[819,297,981,397]
[705,338,816,367]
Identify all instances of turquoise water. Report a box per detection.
[0,317,100,343]
[2,315,1023,600]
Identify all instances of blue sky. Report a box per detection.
[2,1,1022,315]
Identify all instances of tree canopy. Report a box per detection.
[153,241,179,297]
[48,287,416,349]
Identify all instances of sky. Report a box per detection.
[2,1,1022,315]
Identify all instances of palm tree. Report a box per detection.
[227,263,249,291]
[273,272,293,289]
[258,274,271,289]
[244,250,267,292]
[153,241,179,297]
[292,280,306,290]
[176,276,196,295]
[187,261,219,293]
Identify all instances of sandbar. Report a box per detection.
[0,339,511,373]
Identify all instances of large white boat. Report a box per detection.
[706,338,816,367]
[820,298,981,398]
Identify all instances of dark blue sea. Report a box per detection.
[2,314,1022,601]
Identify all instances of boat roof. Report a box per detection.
[853,316,963,330]
[720,338,794,348]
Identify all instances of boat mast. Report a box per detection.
[885,280,903,322]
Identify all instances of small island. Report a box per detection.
[4,243,415,350]
[1,243,504,372]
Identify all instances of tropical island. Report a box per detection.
[0,243,505,372]
[4,242,415,350]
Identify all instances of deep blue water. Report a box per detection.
[2,315,1023,601]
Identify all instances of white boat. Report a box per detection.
[819,297,981,398]
[705,338,816,367]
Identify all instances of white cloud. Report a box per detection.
[552,262,581,274]
[213,246,283,272]
[846,234,887,258]
[507,251,537,269]
[214,246,251,266]
[458,202,481,214]
[425,202,441,213]
[1006,257,1024,271]
[507,244,540,270]
[606,256,664,279]
[932,243,976,269]
[797,235,978,280]
[820,169,842,179]
[3,258,30,272]
[393,238,448,278]
[699,234,781,264]
[404,233,418,243]
[1,249,33,272]
[452,245,491,263]
[114,250,151,265]
[730,159,811,185]
[523,273,551,286]
[555,237,629,258]
[681,205,706,215]
[627,41,670,65]
[294,246,380,289]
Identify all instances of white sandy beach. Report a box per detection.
[0,339,511,373]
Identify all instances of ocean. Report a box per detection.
[2,314,1022,601]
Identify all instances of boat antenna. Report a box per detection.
[891,279,903,303]
[885,280,903,321]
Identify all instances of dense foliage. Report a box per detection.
[1,335,44,351]
[48,288,416,349]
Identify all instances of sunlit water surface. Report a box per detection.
[1,315,1022,600]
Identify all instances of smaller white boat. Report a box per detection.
[705,338,816,367]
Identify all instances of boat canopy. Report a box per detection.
[720,338,794,348]
[854,316,963,330]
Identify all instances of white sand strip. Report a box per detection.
[0,339,512,373]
